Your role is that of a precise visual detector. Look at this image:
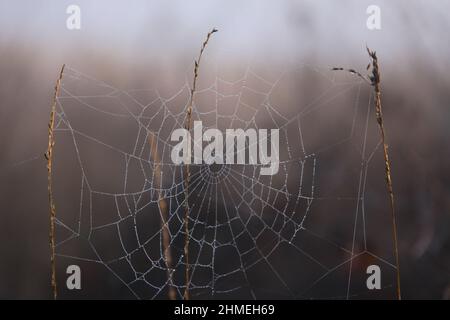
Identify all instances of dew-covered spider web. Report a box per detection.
[51,62,399,299]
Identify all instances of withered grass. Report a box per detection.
[333,48,401,300]
[148,133,176,300]
[183,28,217,300]
[45,64,65,300]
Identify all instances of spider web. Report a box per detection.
[51,62,398,299]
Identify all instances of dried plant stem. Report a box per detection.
[183,28,218,300]
[367,49,402,300]
[332,49,401,300]
[45,64,65,300]
[148,133,176,300]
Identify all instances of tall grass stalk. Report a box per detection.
[148,133,176,300]
[45,64,65,300]
[367,48,401,300]
[183,28,217,300]
[333,48,401,300]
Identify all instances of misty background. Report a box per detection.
[0,0,449,299]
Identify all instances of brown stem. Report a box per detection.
[368,48,402,300]
[148,133,176,300]
[333,49,402,300]
[183,28,217,300]
[45,64,65,300]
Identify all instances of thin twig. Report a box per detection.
[45,64,65,300]
[148,133,176,300]
[332,49,401,300]
[183,28,218,300]
[367,48,402,300]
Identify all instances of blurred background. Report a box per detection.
[0,0,449,299]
